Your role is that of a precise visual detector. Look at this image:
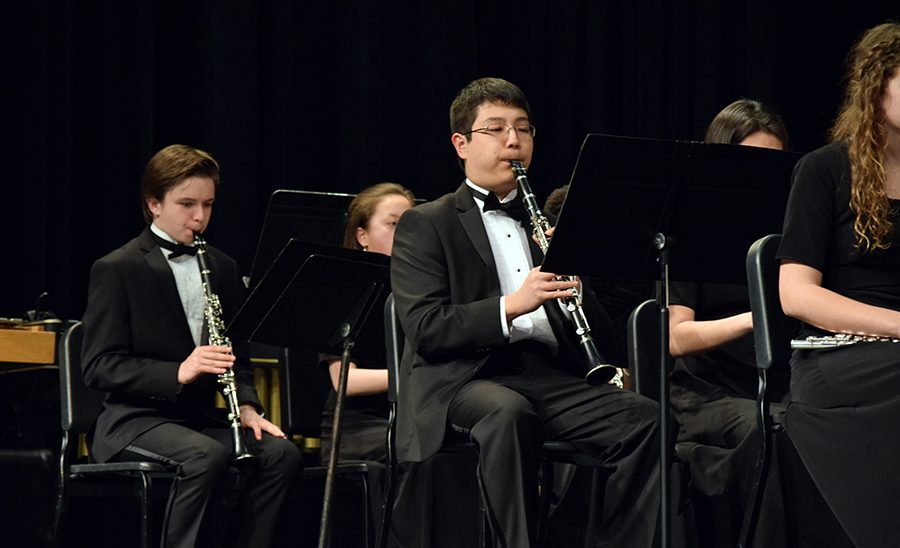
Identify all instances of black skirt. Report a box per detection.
[786,342,900,548]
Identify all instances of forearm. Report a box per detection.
[781,280,900,339]
[328,360,388,396]
[669,312,753,357]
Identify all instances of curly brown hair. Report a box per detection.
[831,22,900,253]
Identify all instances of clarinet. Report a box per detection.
[510,161,624,388]
[791,333,900,349]
[194,232,256,464]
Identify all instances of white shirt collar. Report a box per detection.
[150,222,178,244]
[465,179,519,208]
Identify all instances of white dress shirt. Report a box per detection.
[150,223,204,346]
[466,179,558,350]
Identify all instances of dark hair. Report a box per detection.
[450,78,531,171]
[342,182,416,250]
[140,144,220,223]
[704,99,789,148]
[543,184,569,218]
[449,78,531,171]
[450,77,531,136]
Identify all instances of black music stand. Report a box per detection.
[228,238,391,548]
[248,190,358,287]
[249,189,426,287]
[542,133,800,548]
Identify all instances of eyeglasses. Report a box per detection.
[461,123,536,140]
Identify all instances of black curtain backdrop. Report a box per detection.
[3,1,897,320]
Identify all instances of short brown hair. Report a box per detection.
[342,182,416,250]
[140,144,220,223]
[704,99,789,148]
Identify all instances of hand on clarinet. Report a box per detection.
[506,267,577,321]
[178,345,234,384]
[527,225,584,298]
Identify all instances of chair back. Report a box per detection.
[58,321,105,436]
[745,234,798,371]
[378,293,402,548]
[383,293,402,405]
[626,299,662,402]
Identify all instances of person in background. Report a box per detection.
[319,182,416,462]
[543,184,648,377]
[703,99,788,148]
[669,99,849,547]
[668,99,791,546]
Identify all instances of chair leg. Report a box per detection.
[52,480,67,548]
[361,474,371,548]
[738,438,770,548]
[138,473,153,548]
[376,473,393,548]
[473,464,490,548]
[479,499,488,548]
[535,459,555,546]
[376,462,395,548]
[738,371,771,548]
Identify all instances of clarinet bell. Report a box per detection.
[584,363,619,385]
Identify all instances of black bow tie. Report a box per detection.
[467,186,529,224]
[151,232,197,260]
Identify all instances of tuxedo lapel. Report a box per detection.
[139,229,196,347]
[455,184,500,284]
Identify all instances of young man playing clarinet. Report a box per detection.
[81,144,301,548]
[390,77,664,547]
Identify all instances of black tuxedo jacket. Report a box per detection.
[390,183,616,462]
[81,227,260,463]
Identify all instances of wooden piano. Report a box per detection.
[0,319,63,544]
[0,318,60,366]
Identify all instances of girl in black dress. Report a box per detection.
[778,22,900,548]
[320,182,415,462]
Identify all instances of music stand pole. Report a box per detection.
[318,325,354,548]
[540,134,800,548]
[655,232,672,548]
[226,239,391,548]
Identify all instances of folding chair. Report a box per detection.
[52,321,175,548]
[278,347,382,548]
[738,233,797,548]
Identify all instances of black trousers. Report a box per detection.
[118,421,302,548]
[447,347,662,548]
[672,388,789,547]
